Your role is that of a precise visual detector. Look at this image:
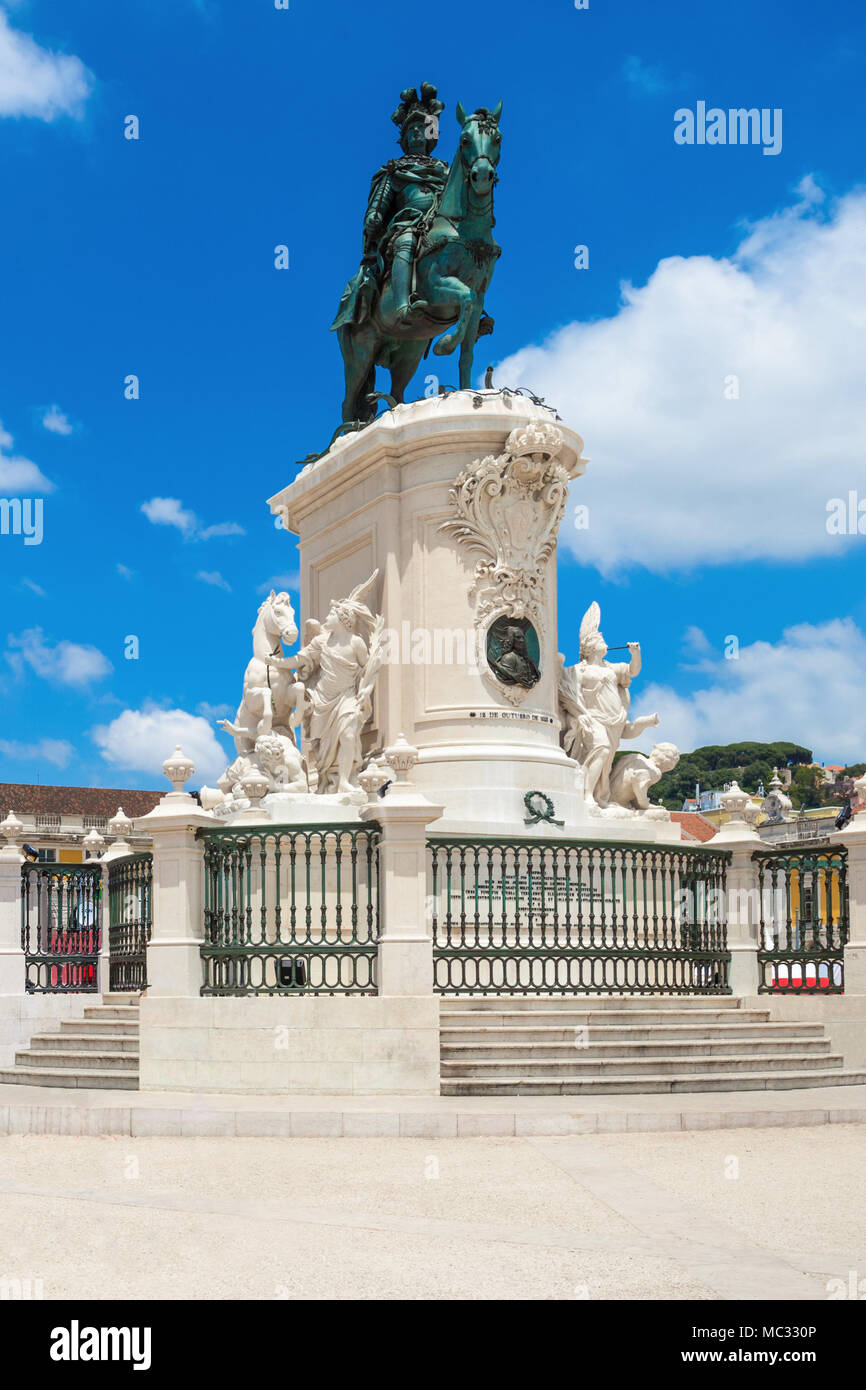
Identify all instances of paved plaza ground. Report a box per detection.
[1,1125,863,1300]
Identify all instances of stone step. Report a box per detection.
[58,1018,139,1037]
[0,1067,139,1090]
[440,1069,866,1096]
[440,1022,823,1043]
[100,993,142,1006]
[29,1033,140,1054]
[440,1009,772,1027]
[83,1006,140,1021]
[14,1048,138,1072]
[441,996,744,1010]
[441,1038,833,1062]
[440,1052,843,1079]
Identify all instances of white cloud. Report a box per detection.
[5,627,111,687]
[41,404,73,435]
[196,700,234,722]
[197,569,231,591]
[0,736,73,768]
[199,521,245,540]
[257,571,299,594]
[116,563,133,580]
[622,55,671,96]
[0,420,54,493]
[20,577,46,597]
[0,9,93,120]
[140,496,197,535]
[496,182,866,574]
[92,705,228,783]
[634,618,866,762]
[140,496,245,541]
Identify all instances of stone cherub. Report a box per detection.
[558,602,662,810]
[267,571,385,795]
[608,742,680,812]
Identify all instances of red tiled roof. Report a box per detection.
[0,784,162,818]
[670,811,719,843]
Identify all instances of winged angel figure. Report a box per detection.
[267,571,385,794]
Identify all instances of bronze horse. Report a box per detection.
[335,102,502,423]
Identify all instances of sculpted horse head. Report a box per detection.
[257,590,298,651]
[442,100,502,211]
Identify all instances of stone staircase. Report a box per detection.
[0,995,140,1090]
[440,996,866,1095]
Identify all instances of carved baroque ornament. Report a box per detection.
[439,421,577,702]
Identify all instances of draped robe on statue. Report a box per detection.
[298,633,368,790]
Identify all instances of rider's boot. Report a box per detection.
[391,251,429,325]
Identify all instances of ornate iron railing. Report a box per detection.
[20,862,102,993]
[198,824,380,995]
[108,853,152,992]
[428,837,731,995]
[753,845,848,993]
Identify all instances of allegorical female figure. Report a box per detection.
[558,602,660,809]
[269,572,384,795]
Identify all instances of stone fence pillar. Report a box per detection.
[361,737,443,997]
[136,748,214,998]
[836,815,866,994]
[715,785,762,996]
[0,814,25,1003]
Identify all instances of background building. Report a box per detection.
[0,784,161,862]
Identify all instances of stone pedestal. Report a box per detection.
[269,392,598,835]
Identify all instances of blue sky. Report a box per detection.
[0,0,864,789]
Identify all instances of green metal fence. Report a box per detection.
[753,845,848,993]
[107,852,152,993]
[198,824,380,995]
[428,837,731,995]
[20,862,102,993]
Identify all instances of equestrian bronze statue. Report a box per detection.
[332,82,502,423]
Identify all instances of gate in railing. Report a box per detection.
[753,845,848,993]
[198,824,380,995]
[108,853,152,992]
[20,862,102,993]
[428,837,731,995]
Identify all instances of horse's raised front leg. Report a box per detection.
[428,276,476,356]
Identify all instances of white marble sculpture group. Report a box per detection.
[201,572,386,814]
[204,422,678,822]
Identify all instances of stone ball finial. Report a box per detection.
[719,780,750,824]
[384,733,419,784]
[240,768,269,808]
[357,759,391,800]
[108,806,134,840]
[1,810,24,845]
[83,827,105,858]
[743,799,760,829]
[163,745,195,794]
